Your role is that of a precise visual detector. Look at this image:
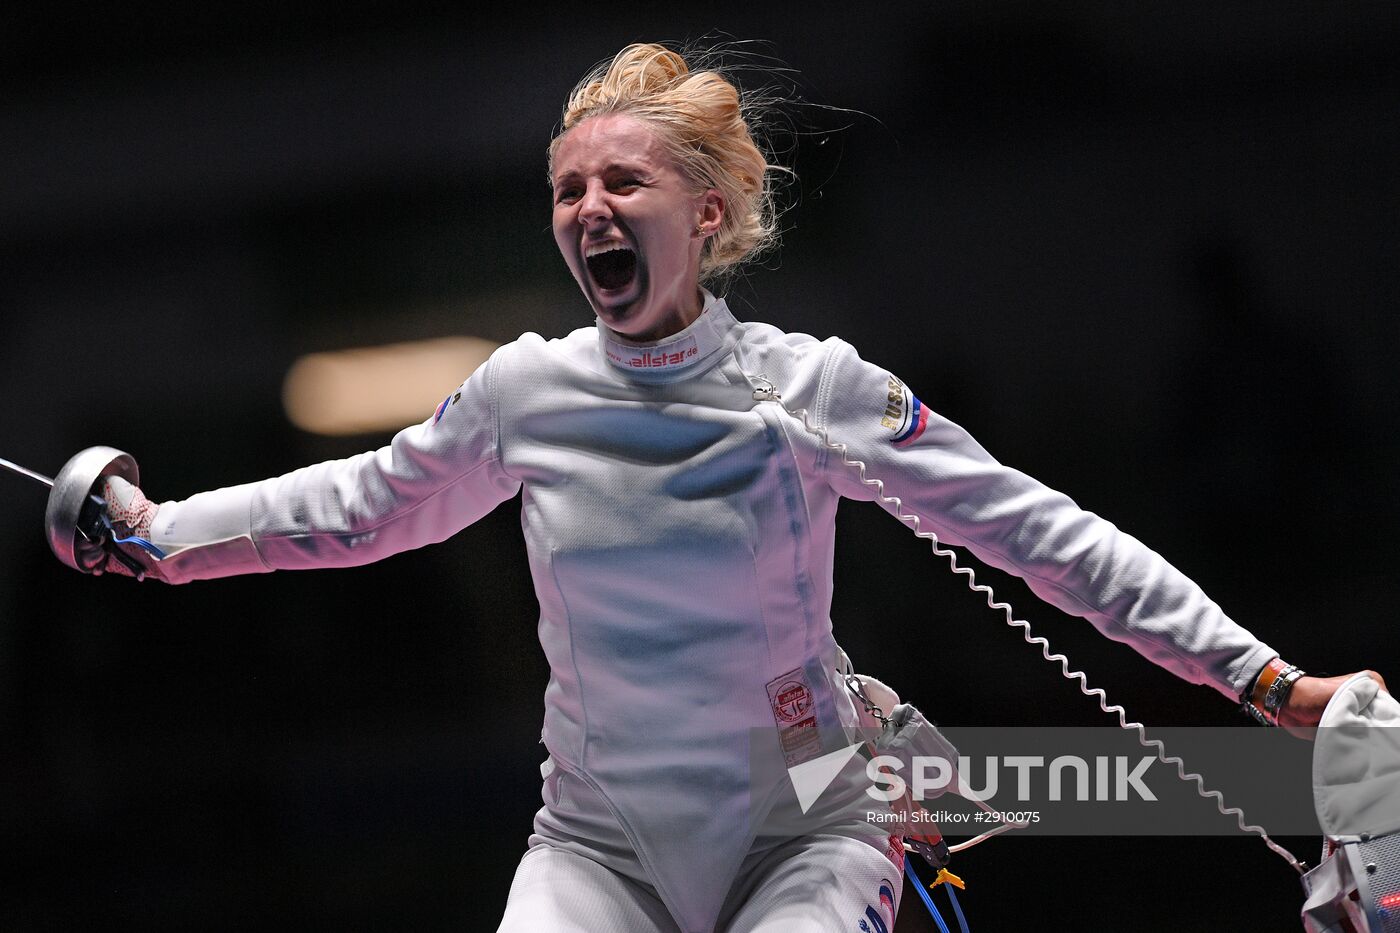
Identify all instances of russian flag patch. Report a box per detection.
[432,389,462,425]
[880,375,929,447]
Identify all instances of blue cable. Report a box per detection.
[946,885,970,933]
[96,507,167,560]
[903,857,953,933]
[110,532,166,560]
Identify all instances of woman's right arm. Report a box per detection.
[132,346,521,584]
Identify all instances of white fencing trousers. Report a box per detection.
[497,760,903,932]
[498,846,678,933]
[498,835,903,933]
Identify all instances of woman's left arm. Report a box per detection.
[810,339,1383,712]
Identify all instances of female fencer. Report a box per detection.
[78,43,1386,933]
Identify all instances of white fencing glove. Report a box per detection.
[75,476,164,580]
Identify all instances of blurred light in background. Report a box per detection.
[282,336,498,435]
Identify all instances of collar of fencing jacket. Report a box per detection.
[597,289,739,382]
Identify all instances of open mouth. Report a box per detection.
[585,243,638,292]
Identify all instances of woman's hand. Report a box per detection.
[1278,671,1389,735]
[75,476,164,579]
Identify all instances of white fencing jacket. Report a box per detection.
[147,292,1277,930]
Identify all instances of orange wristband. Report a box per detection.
[1247,657,1288,709]
[1241,657,1292,726]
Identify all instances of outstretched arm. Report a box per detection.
[94,346,521,584]
[812,338,1280,702]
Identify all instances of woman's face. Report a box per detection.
[551,114,722,342]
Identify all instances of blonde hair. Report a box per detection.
[549,43,782,285]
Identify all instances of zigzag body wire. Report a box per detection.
[749,379,1305,874]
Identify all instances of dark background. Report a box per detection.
[3,2,1398,929]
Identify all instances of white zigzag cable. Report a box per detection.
[749,378,1305,874]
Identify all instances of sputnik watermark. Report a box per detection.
[757,726,1323,836]
[863,754,1157,803]
[786,747,1156,815]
